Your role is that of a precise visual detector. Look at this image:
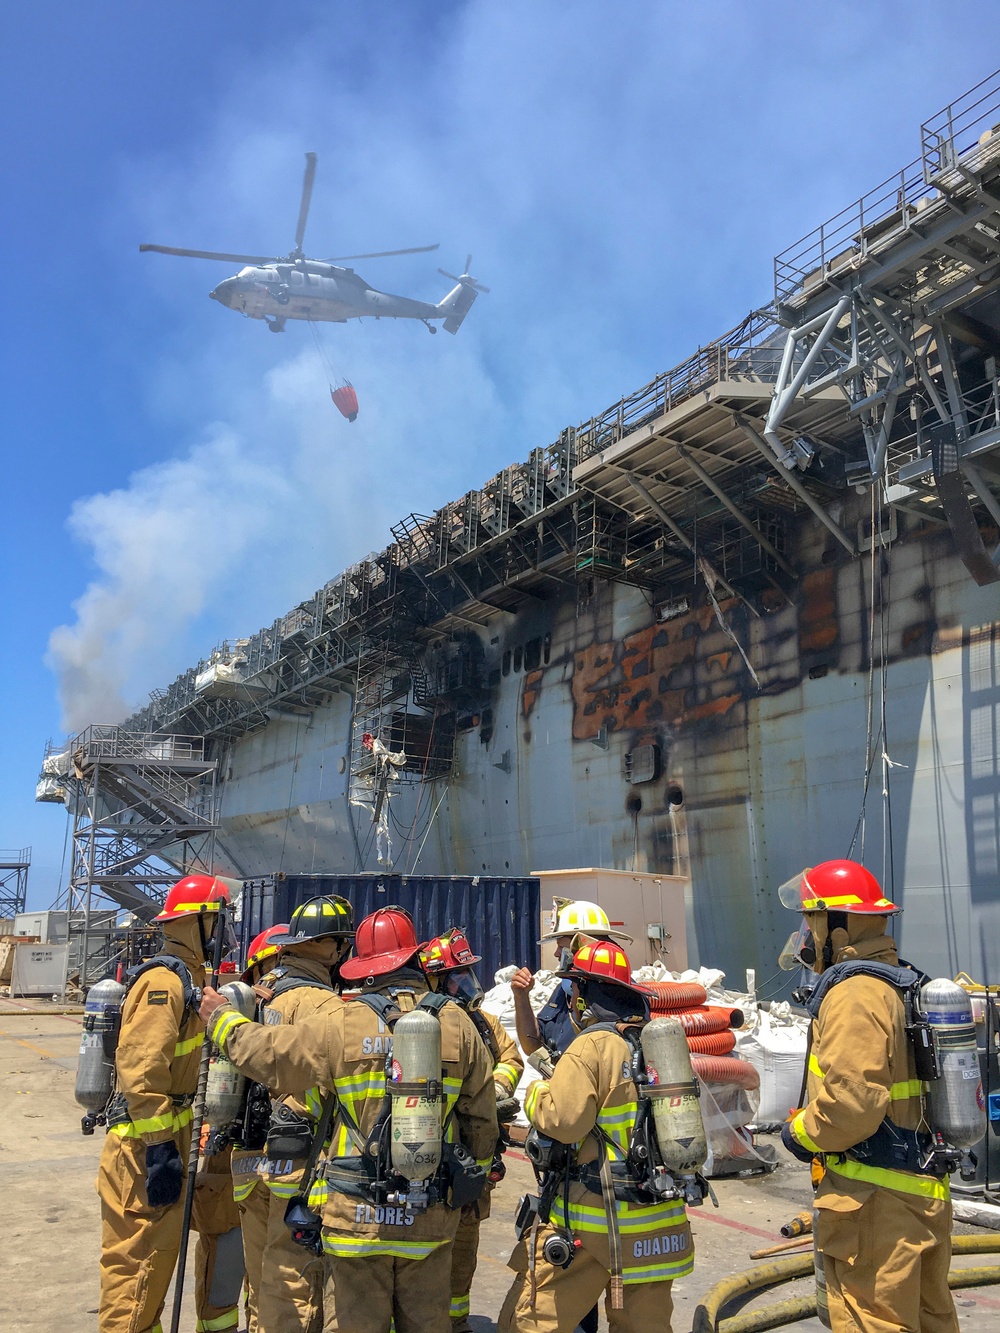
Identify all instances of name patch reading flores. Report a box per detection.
[354,1203,415,1226]
[147,991,169,1005]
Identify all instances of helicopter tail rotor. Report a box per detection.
[437,255,490,295]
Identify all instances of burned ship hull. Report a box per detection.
[46,71,1000,990]
[211,507,999,988]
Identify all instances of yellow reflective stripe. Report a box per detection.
[495,1062,520,1090]
[800,893,897,911]
[524,1079,545,1121]
[624,1255,694,1281]
[551,1195,687,1234]
[233,1179,258,1201]
[890,1079,925,1100]
[790,1111,821,1154]
[322,1234,445,1258]
[451,1294,471,1318]
[808,1053,825,1079]
[195,1311,239,1331]
[174,1032,204,1057]
[308,1179,329,1208]
[170,901,223,913]
[264,1178,301,1198]
[304,1086,324,1119]
[211,1008,250,1049]
[110,1105,193,1137]
[335,1072,384,1096]
[827,1158,949,1200]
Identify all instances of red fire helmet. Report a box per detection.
[778,859,900,915]
[242,923,292,979]
[558,938,635,989]
[339,907,420,982]
[154,875,231,922]
[420,928,481,975]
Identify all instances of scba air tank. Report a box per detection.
[640,1016,708,1174]
[920,978,987,1150]
[75,977,126,1112]
[205,981,256,1128]
[389,1008,443,1182]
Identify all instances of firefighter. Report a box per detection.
[96,873,231,1333]
[509,939,694,1333]
[229,923,292,1333]
[778,859,959,1333]
[506,900,632,1333]
[198,905,498,1333]
[255,895,354,1333]
[510,900,632,1077]
[192,1135,246,1333]
[421,928,524,1333]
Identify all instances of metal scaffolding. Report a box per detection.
[53,727,218,983]
[0,847,30,920]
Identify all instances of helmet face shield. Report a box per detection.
[777,870,814,912]
[443,967,484,1010]
[778,920,817,971]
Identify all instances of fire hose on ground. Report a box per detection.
[691,1233,1000,1333]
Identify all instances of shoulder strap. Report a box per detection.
[125,954,197,1011]
[798,959,926,1020]
[267,967,336,999]
[356,992,402,1024]
[418,992,452,1017]
[469,1008,501,1063]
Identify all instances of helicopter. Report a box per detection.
[140,153,488,334]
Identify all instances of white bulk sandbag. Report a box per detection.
[735,1005,809,1123]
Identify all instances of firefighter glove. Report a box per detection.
[495,1094,519,1123]
[780,1120,815,1165]
[145,1140,184,1206]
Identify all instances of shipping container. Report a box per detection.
[240,873,539,985]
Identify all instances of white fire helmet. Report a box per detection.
[539,897,632,944]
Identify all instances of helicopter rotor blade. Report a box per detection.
[438,266,490,294]
[323,243,440,261]
[294,152,317,254]
[139,244,277,264]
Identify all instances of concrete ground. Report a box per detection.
[2,996,998,1333]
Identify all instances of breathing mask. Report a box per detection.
[444,967,484,1010]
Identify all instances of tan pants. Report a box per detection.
[449,1205,481,1329]
[192,1147,244,1333]
[322,1243,454,1333]
[510,1223,674,1333]
[193,1228,244,1331]
[498,1241,621,1333]
[819,1187,958,1333]
[97,1132,190,1333]
[257,1184,324,1333]
[238,1183,270,1333]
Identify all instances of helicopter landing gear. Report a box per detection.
[266,318,287,333]
[422,319,438,334]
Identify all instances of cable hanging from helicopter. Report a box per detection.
[308,320,359,422]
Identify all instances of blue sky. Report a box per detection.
[2,1,994,908]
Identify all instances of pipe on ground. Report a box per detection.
[692,1235,1000,1333]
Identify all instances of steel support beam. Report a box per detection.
[673,444,796,577]
[623,471,748,607]
[733,414,857,555]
